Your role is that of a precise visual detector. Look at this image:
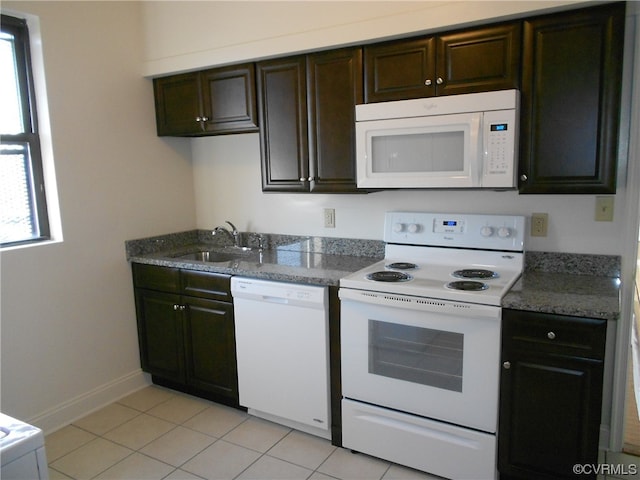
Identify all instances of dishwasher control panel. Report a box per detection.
[231,278,328,309]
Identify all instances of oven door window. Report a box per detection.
[369,320,463,392]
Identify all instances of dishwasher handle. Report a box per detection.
[260,295,290,305]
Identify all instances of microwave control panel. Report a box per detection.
[483,109,517,187]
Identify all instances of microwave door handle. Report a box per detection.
[469,114,482,186]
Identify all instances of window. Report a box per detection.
[1,14,50,247]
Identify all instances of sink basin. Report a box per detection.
[175,247,255,263]
[177,251,238,262]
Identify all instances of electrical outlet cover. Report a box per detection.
[531,213,548,237]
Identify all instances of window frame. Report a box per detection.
[1,14,50,247]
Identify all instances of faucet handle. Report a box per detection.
[225,220,238,233]
[251,233,266,250]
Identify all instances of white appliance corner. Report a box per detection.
[27,370,150,435]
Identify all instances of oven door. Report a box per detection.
[340,287,501,433]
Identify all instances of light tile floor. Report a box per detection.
[46,385,442,480]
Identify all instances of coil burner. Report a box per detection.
[452,269,499,279]
[386,262,419,271]
[366,271,413,282]
[445,280,489,291]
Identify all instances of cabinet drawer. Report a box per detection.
[181,270,231,302]
[502,309,606,360]
[132,263,180,292]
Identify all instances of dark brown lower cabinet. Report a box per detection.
[498,309,606,479]
[183,296,236,399]
[133,264,239,407]
[135,288,185,384]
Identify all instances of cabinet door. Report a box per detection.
[307,48,362,193]
[499,354,604,479]
[364,36,436,103]
[183,297,238,400]
[518,3,625,194]
[134,289,185,383]
[153,72,202,136]
[201,64,259,134]
[436,22,521,96]
[257,56,309,192]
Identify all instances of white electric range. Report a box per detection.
[339,211,526,480]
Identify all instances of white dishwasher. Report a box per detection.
[230,277,330,439]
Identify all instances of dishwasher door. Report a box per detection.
[230,277,330,438]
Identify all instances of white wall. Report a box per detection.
[191,134,626,255]
[141,1,587,77]
[0,1,196,430]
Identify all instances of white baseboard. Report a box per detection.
[28,370,151,435]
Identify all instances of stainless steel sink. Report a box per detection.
[175,247,255,263]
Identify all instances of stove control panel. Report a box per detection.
[385,212,526,251]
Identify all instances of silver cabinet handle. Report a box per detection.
[520,174,528,181]
[195,117,202,122]
[308,176,313,182]
[547,332,556,340]
[425,79,432,86]
[173,304,180,311]
[436,77,443,85]
[299,177,306,182]
[503,361,511,369]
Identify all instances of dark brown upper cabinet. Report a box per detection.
[518,2,625,194]
[154,63,258,136]
[257,48,363,193]
[307,48,363,193]
[364,22,521,103]
[257,56,309,192]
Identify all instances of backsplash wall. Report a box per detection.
[192,133,626,256]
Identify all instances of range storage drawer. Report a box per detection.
[502,309,606,360]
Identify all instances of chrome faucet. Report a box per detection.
[213,220,241,248]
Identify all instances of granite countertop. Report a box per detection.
[126,231,621,319]
[126,230,384,287]
[502,251,621,321]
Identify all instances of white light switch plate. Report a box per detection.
[595,196,614,222]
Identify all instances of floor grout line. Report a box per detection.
[47,386,438,480]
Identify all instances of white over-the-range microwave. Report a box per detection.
[355,89,519,189]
